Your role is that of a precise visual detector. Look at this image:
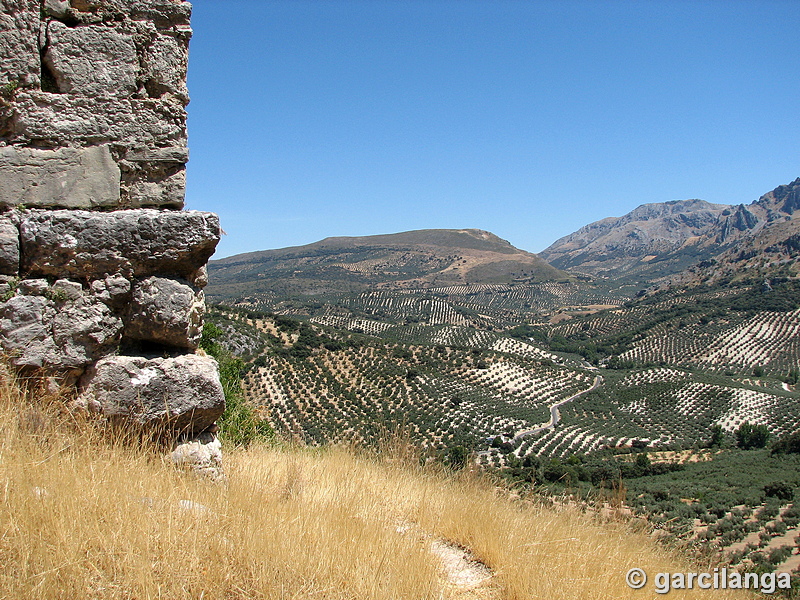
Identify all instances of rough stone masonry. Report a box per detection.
[0,0,224,476]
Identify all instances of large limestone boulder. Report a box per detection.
[126,276,203,349]
[0,281,123,372]
[20,208,220,279]
[0,145,120,209]
[43,21,138,97]
[78,354,225,434]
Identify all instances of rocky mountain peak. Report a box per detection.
[540,177,800,286]
[756,177,800,215]
[623,199,725,222]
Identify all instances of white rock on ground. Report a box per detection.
[171,431,225,481]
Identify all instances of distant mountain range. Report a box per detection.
[207,178,800,302]
[540,177,800,286]
[207,228,565,301]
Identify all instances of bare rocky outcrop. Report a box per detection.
[0,0,225,463]
[540,178,800,286]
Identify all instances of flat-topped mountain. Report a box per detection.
[540,178,800,285]
[207,228,565,300]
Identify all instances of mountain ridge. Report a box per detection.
[207,228,565,301]
[208,178,800,302]
[540,178,800,286]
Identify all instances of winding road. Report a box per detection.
[511,375,603,444]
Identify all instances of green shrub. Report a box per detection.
[200,322,274,447]
[772,431,800,455]
[736,422,770,450]
[764,481,794,501]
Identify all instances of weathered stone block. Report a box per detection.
[171,431,224,481]
[191,265,208,288]
[0,145,120,209]
[43,0,70,19]
[142,33,188,103]
[1,0,41,11]
[90,273,131,307]
[0,215,19,275]
[0,285,122,371]
[126,276,203,348]
[44,21,138,97]
[0,295,54,367]
[0,275,14,297]
[10,91,187,147]
[51,294,123,365]
[125,146,188,163]
[78,354,225,434]
[52,278,83,300]
[17,278,48,295]
[124,0,192,29]
[121,163,185,208]
[0,3,40,88]
[20,208,220,279]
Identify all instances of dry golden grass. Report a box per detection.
[0,370,758,599]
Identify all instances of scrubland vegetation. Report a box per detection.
[0,368,761,600]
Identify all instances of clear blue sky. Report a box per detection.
[185,0,800,259]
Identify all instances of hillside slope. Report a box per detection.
[207,228,565,301]
[540,199,729,280]
[1,375,753,600]
[677,178,800,286]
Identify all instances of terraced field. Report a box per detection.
[479,367,800,467]
[208,276,800,454]
[539,282,800,379]
[224,281,628,331]
[241,339,594,455]
[614,309,800,376]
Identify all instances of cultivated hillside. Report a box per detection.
[207,304,800,463]
[207,228,565,301]
[540,178,800,286]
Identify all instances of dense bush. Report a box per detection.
[772,431,800,455]
[736,422,771,450]
[764,481,794,501]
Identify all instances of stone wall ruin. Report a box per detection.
[0,0,225,463]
